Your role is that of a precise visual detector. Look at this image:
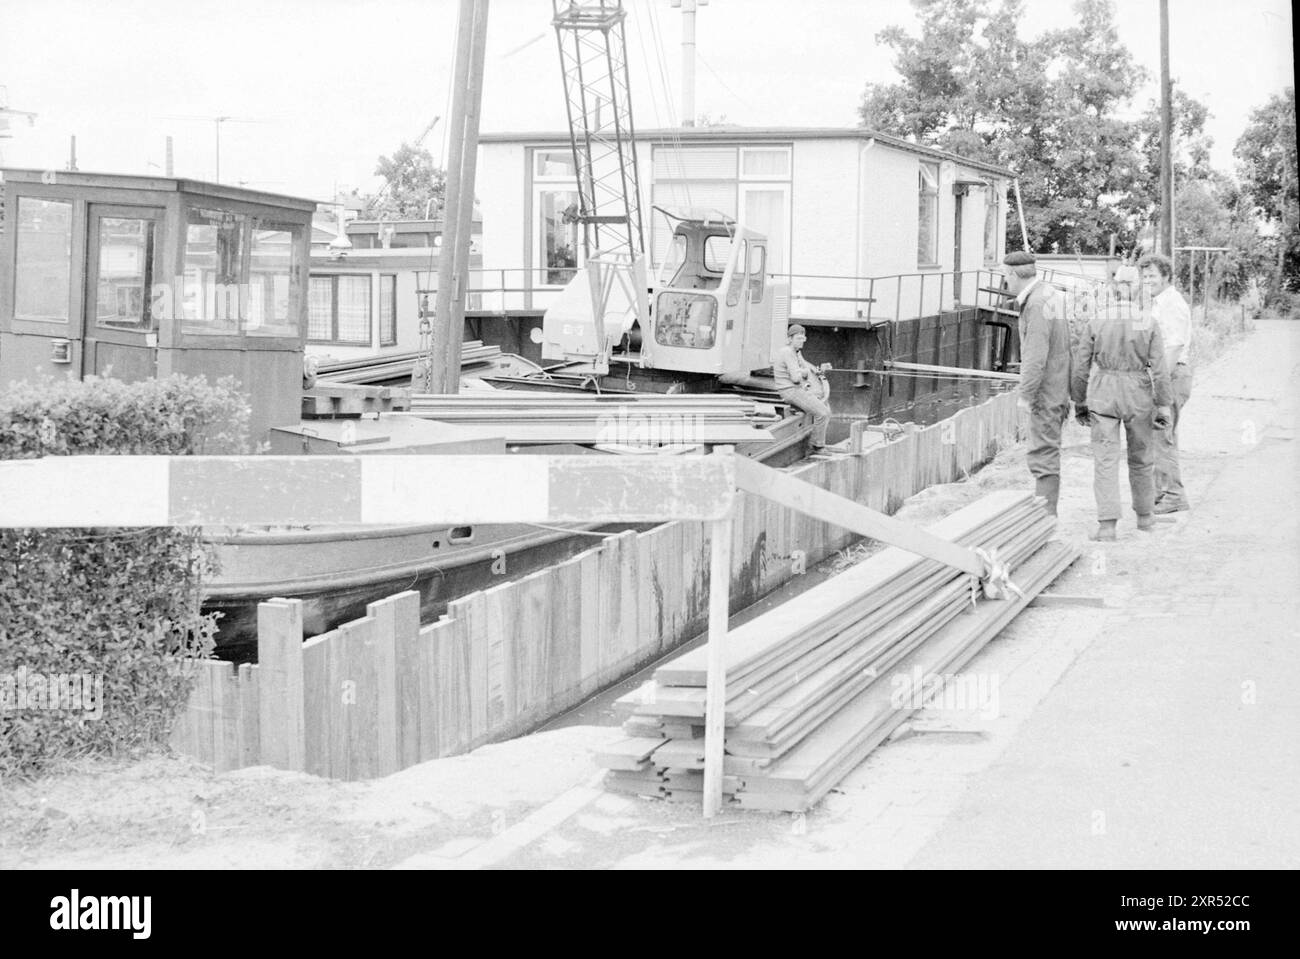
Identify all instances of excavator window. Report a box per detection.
[654,291,716,350]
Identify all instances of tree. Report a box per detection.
[1124,85,1215,234]
[1173,176,1270,301]
[859,0,1151,253]
[363,142,447,220]
[1235,88,1299,298]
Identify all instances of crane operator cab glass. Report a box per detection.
[643,216,774,377]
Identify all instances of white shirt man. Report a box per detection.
[1140,255,1192,512]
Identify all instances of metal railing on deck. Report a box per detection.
[421,264,1143,326]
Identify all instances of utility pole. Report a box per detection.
[165,136,174,176]
[670,0,708,127]
[67,135,78,171]
[1159,0,1173,260]
[422,0,489,394]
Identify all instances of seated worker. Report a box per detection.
[773,324,831,451]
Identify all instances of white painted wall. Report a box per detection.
[476,134,1009,324]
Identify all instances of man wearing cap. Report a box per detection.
[1003,251,1072,516]
[1139,254,1193,513]
[773,324,831,451]
[1071,291,1174,540]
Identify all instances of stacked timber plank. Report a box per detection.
[315,341,503,385]
[397,393,779,447]
[597,491,1079,811]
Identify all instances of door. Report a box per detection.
[953,192,965,306]
[83,204,165,381]
[739,184,789,276]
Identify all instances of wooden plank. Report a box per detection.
[365,592,408,776]
[435,613,472,758]
[447,592,490,747]
[210,660,235,773]
[549,553,585,709]
[381,590,423,770]
[576,547,602,698]
[636,528,660,661]
[481,579,517,732]
[511,568,554,733]
[339,616,379,781]
[302,633,330,777]
[256,598,306,772]
[593,737,668,771]
[238,663,259,769]
[324,625,349,779]
[1028,593,1107,608]
[703,513,734,818]
[615,530,641,671]
[416,619,452,762]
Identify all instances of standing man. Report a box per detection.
[773,324,831,451]
[1071,300,1174,540]
[1003,251,1072,516]
[1139,254,1193,513]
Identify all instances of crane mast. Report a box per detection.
[551,0,645,262]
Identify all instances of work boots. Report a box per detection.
[1090,519,1118,542]
[1035,475,1061,517]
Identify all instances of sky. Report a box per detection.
[0,0,1293,202]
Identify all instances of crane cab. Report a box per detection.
[0,169,314,440]
[642,217,779,377]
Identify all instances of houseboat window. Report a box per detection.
[380,275,397,346]
[95,217,155,329]
[535,151,577,178]
[182,208,245,334]
[308,274,371,345]
[748,244,766,303]
[654,291,716,350]
[918,162,940,266]
[14,198,73,323]
[539,190,580,285]
[246,222,300,337]
[983,185,1001,265]
[740,148,791,179]
[703,235,733,274]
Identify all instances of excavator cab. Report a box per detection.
[642,215,777,377]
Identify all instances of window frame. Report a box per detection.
[13,196,76,325]
[379,274,397,346]
[308,273,373,346]
[918,161,941,269]
[983,182,1002,266]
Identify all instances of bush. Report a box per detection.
[0,375,250,777]
[1192,304,1255,367]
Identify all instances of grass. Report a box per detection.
[1192,302,1255,368]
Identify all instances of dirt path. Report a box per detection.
[3,322,1293,870]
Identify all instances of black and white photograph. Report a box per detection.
[0,0,1295,925]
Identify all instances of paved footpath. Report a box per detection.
[909,319,1300,868]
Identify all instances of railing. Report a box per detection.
[418,263,1144,326]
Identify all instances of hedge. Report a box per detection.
[0,374,251,776]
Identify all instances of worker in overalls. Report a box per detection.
[773,324,831,451]
[1071,300,1174,541]
[1003,251,1071,516]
